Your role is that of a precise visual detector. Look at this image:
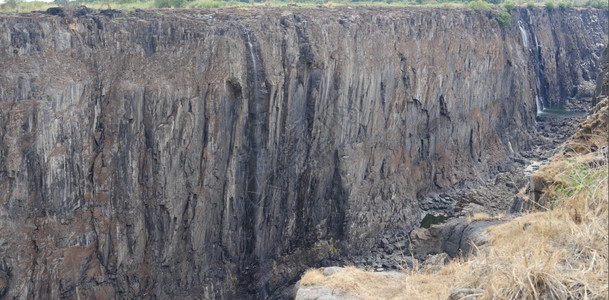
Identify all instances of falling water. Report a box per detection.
[245,29,268,274]
[245,30,264,182]
[535,96,543,115]
[531,23,544,115]
[519,21,529,49]
[246,32,259,101]
[521,14,545,115]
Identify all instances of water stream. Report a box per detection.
[518,21,529,49]
[536,101,587,119]
[245,31,270,295]
[245,29,266,195]
[520,14,546,115]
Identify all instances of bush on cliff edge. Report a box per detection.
[497,10,511,28]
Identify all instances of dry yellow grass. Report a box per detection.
[472,212,491,221]
[301,152,608,300]
[300,269,327,286]
[301,266,409,299]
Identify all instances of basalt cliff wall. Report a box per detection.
[0,7,606,298]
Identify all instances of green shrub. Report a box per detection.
[469,0,490,10]
[545,0,554,10]
[154,0,184,7]
[193,0,223,7]
[503,1,515,9]
[552,160,608,207]
[170,0,184,7]
[498,10,511,28]
[4,0,21,9]
[585,0,608,9]
[154,0,170,7]
[526,1,535,6]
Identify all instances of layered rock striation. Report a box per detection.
[0,7,606,298]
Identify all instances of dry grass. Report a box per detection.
[301,152,608,300]
[472,212,491,221]
[300,269,327,286]
[301,266,409,299]
[475,157,608,299]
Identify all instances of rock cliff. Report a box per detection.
[0,7,606,298]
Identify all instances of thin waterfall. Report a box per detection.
[519,21,529,49]
[245,29,268,275]
[245,29,266,189]
[535,96,543,115]
[521,14,545,115]
[531,20,544,114]
[246,31,260,106]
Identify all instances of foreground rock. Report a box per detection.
[0,7,606,298]
[294,266,405,300]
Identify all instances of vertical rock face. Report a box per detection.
[516,8,608,108]
[0,7,606,298]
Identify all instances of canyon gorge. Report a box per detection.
[0,6,607,298]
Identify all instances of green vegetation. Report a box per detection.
[468,0,491,10]
[584,0,607,8]
[503,1,514,9]
[5,0,21,9]
[550,159,607,208]
[0,0,607,13]
[154,0,184,8]
[328,237,339,256]
[497,9,511,27]
[419,213,448,228]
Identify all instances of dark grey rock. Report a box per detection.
[0,7,605,300]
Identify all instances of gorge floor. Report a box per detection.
[272,99,592,299]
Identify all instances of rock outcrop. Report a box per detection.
[0,7,606,298]
[409,217,504,259]
[524,97,608,210]
[593,46,609,104]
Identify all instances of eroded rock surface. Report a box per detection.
[0,7,606,298]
